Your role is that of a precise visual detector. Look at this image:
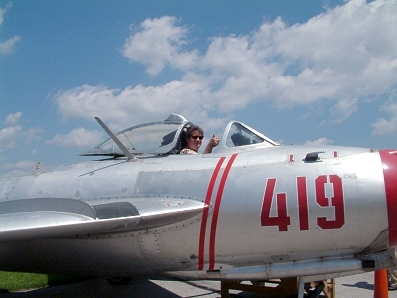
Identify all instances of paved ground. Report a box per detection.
[1,272,397,297]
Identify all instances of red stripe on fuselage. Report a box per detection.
[379,150,397,247]
[208,153,238,271]
[198,157,225,270]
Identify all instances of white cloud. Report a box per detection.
[0,125,22,152]
[2,160,39,171]
[5,112,21,125]
[47,127,104,147]
[0,36,21,55]
[56,0,397,131]
[23,127,43,143]
[55,80,217,131]
[122,16,198,75]
[372,100,397,135]
[206,0,397,111]
[329,98,359,123]
[0,2,12,26]
[0,3,20,55]
[305,138,334,145]
[0,113,42,153]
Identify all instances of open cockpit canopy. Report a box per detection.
[82,114,190,156]
[81,113,280,157]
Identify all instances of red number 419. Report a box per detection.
[260,175,345,231]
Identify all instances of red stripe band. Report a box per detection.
[208,153,238,271]
[198,157,225,270]
[379,150,397,247]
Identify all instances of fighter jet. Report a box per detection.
[1,113,396,295]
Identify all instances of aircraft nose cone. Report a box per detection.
[379,150,397,247]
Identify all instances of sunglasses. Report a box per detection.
[190,135,204,140]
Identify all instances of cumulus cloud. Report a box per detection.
[23,127,43,143]
[329,98,359,123]
[5,111,21,125]
[47,127,104,147]
[55,80,218,131]
[0,3,21,55]
[56,0,397,133]
[305,138,334,145]
[0,113,42,153]
[0,35,21,55]
[122,16,198,75]
[0,2,11,26]
[204,0,397,112]
[372,100,397,135]
[2,160,39,171]
[0,125,22,152]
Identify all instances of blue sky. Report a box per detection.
[1,0,397,173]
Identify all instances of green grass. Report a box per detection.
[0,271,86,292]
[0,271,48,291]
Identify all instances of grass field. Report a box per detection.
[0,271,48,291]
[0,271,85,292]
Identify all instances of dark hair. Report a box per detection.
[186,125,204,138]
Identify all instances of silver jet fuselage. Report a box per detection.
[1,143,396,279]
[0,114,397,282]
